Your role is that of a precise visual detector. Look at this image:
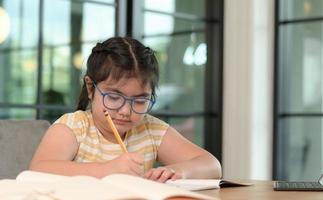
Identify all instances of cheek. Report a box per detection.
[130,114,144,124]
[90,99,108,124]
[91,100,104,118]
[91,94,105,111]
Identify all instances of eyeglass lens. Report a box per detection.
[103,92,152,114]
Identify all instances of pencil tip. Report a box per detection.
[104,110,109,116]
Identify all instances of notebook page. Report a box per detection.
[14,172,147,199]
[165,179,221,191]
[102,174,215,200]
[16,170,66,182]
[1,177,141,200]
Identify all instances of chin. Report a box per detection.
[117,125,131,134]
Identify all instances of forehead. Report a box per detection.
[102,76,152,93]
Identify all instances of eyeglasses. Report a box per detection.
[93,83,155,114]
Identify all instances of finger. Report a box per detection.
[149,168,164,181]
[157,169,173,183]
[129,162,144,177]
[170,172,181,181]
[144,169,153,179]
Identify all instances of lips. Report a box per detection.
[113,119,130,125]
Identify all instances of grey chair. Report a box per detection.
[0,119,50,179]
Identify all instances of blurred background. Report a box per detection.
[0,0,322,181]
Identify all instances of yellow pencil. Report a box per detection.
[104,110,128,153]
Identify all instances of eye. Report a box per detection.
[133,98,150,104]
[107,92,122,101]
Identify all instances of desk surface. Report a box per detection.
[197,180,323,200]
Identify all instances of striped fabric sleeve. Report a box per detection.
[144,115,169,147]
[53,111,89,144]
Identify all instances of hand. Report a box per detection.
[107,152,144,177]
[145,167,182,183]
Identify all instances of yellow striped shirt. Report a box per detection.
[54,110,169,172]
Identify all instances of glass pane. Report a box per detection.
[144,0,205,18]
[42,46,71,106]
[144,33,206,113]
[43,0,70,45]
[0,108,36,119]
[86,0,115,4]
[44,0,115,44]
[141,1,216,152]
[144,0,175,12]
[280,0,323,20]
[0,50,38,104]
[157,116,204,147]
[41,42,94,107]
[0,0,38,105]
[83,3,115,41]
[0,0,39,49]
[42,0,115,108]
[278,22,323,113]
[277,118,323,181]
[144,12,205,36]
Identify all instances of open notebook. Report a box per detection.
[273,174,323,191]
[0,170,216,200]
[166,178,252,191]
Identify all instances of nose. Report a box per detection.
[117,99,132,116]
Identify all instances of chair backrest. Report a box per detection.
[0,119,50,179]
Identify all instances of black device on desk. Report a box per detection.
[273,174,323,191]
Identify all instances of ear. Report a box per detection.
[84,76,94,99]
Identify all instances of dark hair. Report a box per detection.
[76,37,159,110]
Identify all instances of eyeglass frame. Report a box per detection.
[92,82,155,114]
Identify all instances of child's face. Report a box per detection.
[89,76,152,136]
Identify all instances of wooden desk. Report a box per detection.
[197,180,323,200]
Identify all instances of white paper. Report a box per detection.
[166,179,221,191]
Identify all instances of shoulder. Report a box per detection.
[53,110,92,141]
[54,110,90,125]
[127,115,170,158]
[53,110,91,126]
[140,114,169,131]
[129,114,169,141]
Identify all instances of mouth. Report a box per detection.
[113,119,130,125]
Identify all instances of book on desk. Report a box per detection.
[0,170,215,200]
[0,170,253,199]
[166,178,252,191]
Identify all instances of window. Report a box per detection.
[275,0,323,180]
[0,0,223,158]
[132,0,223,157]
[0,0,116,121]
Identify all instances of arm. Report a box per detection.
[145,126,222,182]
[29,124,144,178]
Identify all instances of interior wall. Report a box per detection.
[222,0,274,180]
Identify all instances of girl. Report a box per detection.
[30,37,222,182]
